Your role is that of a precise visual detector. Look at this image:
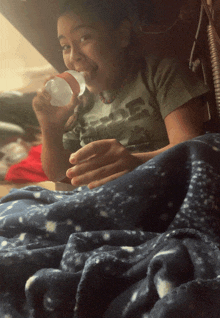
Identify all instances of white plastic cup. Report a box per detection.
[45,70,86,106]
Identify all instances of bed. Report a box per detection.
[0,133,220,318]
[0,0,220,317]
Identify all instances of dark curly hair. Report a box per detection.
[59,0,154,30]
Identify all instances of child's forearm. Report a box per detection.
[41,126,72,182]
[132,144,174,163]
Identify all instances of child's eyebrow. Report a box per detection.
[58,24,94,41]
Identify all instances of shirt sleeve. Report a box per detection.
[146,56,210,119]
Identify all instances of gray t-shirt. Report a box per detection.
[63,56,209,153]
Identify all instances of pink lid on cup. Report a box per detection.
[57,72,80,95]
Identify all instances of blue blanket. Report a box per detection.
[0,133,220,317]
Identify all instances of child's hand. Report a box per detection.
[32,85,80,129]
[66,139,142,189]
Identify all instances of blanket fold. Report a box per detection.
[0,133,220,317]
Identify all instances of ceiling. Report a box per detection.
[0,0,65,72]
[0,0,217,72]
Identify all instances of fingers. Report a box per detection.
[67,152,111,176]
[67,158,105,181]
[67,139,140,189]
[37,88,51,103]
[33,87,79,114]
[32,88,52,112]
[69,139,117,164]
[67,141,121,179]
[67,160,127,187]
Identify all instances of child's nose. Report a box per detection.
[70,45,83,63]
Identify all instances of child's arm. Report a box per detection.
[66,96,205,189]
[32,88,79,182]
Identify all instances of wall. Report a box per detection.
[0,13,57,93]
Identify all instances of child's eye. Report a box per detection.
[80,34,92,42]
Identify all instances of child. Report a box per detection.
[33,0,209,189]
[0,5,219,317]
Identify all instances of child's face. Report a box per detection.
[57,13,128,94]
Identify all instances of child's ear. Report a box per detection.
[118,19,132,48]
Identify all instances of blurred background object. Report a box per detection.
[0,12,57,93]
[0,9,57,182]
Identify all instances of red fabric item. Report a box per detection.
[5,144,48,183]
